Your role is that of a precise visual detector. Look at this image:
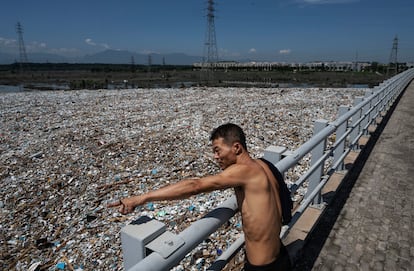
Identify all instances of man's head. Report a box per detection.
[210,123,247,169]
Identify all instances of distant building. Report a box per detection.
[193,60,371,71]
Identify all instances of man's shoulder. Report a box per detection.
[235,159,263,170]
[225,162,254,172]
[222,161,261,177]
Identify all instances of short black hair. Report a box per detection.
[210,123,247,150]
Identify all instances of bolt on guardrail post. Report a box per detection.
[333,106,350,171]
[305,119,328,205]
[350,96,364,149]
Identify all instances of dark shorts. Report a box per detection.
[243,243,292,271]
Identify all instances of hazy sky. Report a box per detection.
[1,0,413,63]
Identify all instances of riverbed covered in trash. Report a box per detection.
[0,86,365,270]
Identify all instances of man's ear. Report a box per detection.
[233,142,242,155]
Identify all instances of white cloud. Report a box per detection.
[85,38,110,49]
[0,36,80,57]
[0,37,17,47]
[279,49,292,55]
[1,37,49,53]
[85,38,96,46]
[28,41,47,49]
[249,48,257,53]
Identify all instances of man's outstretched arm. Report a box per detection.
[107,178,203,214]
[107,165,249,214]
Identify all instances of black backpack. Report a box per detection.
[259,158,293,225]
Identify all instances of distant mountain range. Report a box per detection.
[0,49,203,65]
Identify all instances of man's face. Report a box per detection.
[212,137,237,170]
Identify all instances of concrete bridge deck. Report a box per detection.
[292,80,414,271]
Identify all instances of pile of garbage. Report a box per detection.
[0,86,365,270]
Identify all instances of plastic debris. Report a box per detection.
[28,262,42,271]
[56,262,66,270]
[196,257,205,270]
[86,214,98,222]
[36,238,53,250]
[0,86,365,270]
[156,210,166,217]
[146,202,155,211]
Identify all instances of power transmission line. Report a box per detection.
[203,0,218,67]
[16,22,29,72]
[387,35,398,76]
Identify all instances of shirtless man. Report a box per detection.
[108,123,291,270]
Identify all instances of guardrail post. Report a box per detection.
[263,145,293,178]
[378,87,385,113]
[263,146,287,164]
[391,81,400,102]
[387,84,396,107]
[305,119,328,204]
[362,90,373,134]
[372,89,380,121]
[121,216,185,270]
[383,85,390,109]
[350,96,364,149]
[333,106,349,171]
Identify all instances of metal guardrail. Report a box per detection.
[122,68,414,271]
